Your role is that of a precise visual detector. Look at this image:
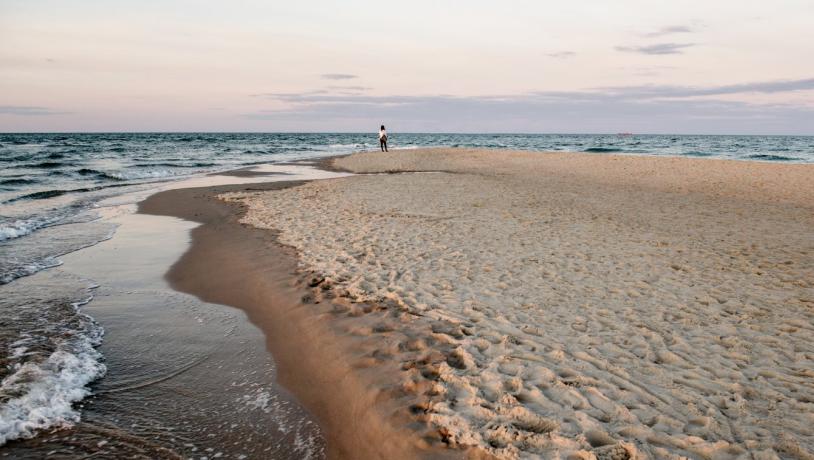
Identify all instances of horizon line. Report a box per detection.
[2,131,813,137]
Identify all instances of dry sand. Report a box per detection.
[225,149,814,459]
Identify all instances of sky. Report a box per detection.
[1,0,813,133]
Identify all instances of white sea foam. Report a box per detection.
[107,169,184,181]
[0,217,54,241]
[0,298,106,445]
[1,220,117,285]
[326,143,366,149]
[0,257,63,285]
[239,389,324,459]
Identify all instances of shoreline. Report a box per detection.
[138,180,466,459]
[2,181,327,458]
[5,147,812,458]
[0,163,352,458]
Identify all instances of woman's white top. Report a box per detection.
[379,130,387,140]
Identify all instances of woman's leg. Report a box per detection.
[384,141,388,152]
[380,140,385,152]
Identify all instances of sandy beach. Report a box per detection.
[6,1,814,458]
[217,149,814,459]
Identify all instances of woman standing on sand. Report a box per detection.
[379,125,388,152]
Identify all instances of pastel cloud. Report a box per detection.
[0,106,70,116]
[243,78,814,134]
[320,74,358,80]
[642,26,694,37]
[615,43,696,55]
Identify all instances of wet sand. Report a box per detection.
[226,149,814,459]
[139,181,462,459]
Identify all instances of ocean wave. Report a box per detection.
[0,296,106,445]
[0,218,115,284]
[32,161,66,169]
[131,162,217,168]
[584,147,623,153]
[746,153,798,161]
[14,189,70,200]
[76,168,102,176]
[0,155,34,163]
[682,151,713,157]
[0,257,63,285]
[7,183,132,203]
[0,216,63,241]
[105,169,185,181]
[326,143,364,149]
[76,168,124,181]
[0,178,38,186]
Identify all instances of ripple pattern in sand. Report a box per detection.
[224,151,814,459]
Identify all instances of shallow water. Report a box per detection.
[0,166,343,457]
[2,213,323,458]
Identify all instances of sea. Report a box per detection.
[0,132,812,453]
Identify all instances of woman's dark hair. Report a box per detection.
[381,125,385,130]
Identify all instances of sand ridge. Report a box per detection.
[224,149,814,459]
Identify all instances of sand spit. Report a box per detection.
[224,149,814,459]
